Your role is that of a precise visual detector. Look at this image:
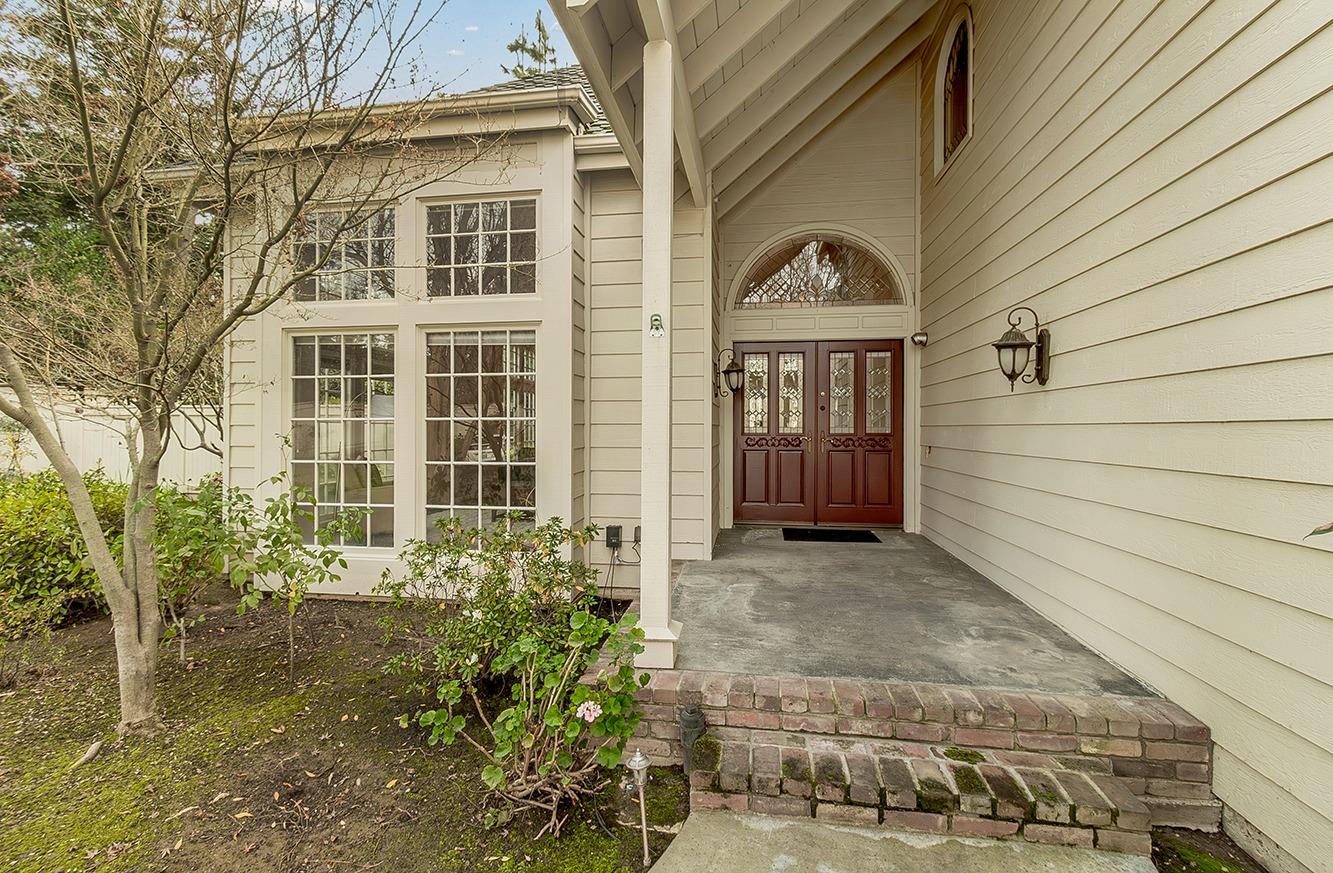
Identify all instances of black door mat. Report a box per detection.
[782,527,881,543]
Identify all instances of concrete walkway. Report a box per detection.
[650,811,1157,873]
[673,527,1148,696]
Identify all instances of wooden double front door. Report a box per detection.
[733,339,904,526]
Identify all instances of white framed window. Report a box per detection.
[934,7,974,176]
[294,207,396,301]
[424,329,536,537]
[424,198,537,297]
[290,333,396,546]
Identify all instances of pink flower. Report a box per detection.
[575,701,603,723]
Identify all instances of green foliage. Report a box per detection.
[154,475,232,661]
[226,474,359,683]
[0,468,127,624]
[378,516,599,687]
[379,517,646,836]
[1307,521,1333,538]
[502,11,558,79]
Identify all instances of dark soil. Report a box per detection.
[0,597,686,873]
[1153,828,1270,873]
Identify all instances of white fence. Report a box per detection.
[2,393,222,486]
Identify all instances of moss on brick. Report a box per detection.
[916,778,954,814]
[813,756,845,786]
[953,766,987,795]
[942,747,985,764]
[1031,786,1060,806]
[781,755,810,782]
[690,735,721,772]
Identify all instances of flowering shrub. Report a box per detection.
[379,516,648,836]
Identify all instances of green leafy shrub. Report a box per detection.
[0,468,127,623]
[155,475,232,662]
[227,474,361,683]
[378,516,647,836]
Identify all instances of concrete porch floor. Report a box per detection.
[672,527,1149,697]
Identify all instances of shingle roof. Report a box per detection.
[474,65,610,134]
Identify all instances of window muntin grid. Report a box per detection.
[424,329,536,538]
[291,333,395,547]
[735,235,903,309]
[294,208,395,301]
[424,199,537,297]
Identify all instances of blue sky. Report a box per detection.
[412,0,575,93]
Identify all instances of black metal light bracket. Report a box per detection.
[715,347,744,397]
[993,306,1050,390]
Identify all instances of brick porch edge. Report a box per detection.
[620,668,1220,831]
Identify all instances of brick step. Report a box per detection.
[687,737,1164,855]
[627,670,1218,826]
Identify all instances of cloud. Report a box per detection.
[464,25,478,32]
[448,49,465,56]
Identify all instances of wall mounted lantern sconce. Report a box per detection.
[910,331,929,348]
[715,348,744,397]
[648,313,665,337]
[992,306,1050,390]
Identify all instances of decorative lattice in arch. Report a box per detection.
[735,234,904,309]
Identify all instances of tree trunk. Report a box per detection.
[112,620,161,734]
[0,346,163,733]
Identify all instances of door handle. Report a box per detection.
[819,431,827,451]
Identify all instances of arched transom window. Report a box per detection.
[735,234,904,309]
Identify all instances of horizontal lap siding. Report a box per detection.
[572,171,588,535]
[225,298,260,492]
[721,68,920,303]
[588,171,643,587]
[917,2,1333,870]
[586,171,710,590]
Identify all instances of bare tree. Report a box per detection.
[0,0,503,734]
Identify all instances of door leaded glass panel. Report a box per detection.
[777,353,804,434]
[828,351,856,434]
[866,351,892,433]
[743,354,769,433]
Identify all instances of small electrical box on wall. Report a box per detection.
[605,525,623,550]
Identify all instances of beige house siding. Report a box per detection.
[224,317,261,494]
[720,67,919,306]
[586,169,643,587]
[584,170,711,590]
[571,164,589,541]
[915,2,1333,869]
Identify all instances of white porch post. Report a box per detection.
[637,38,681,667]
